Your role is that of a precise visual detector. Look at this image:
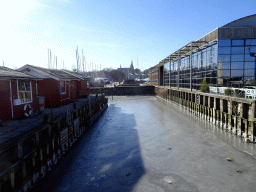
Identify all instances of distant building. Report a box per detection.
[117,64,131,79]
[117,67,130,73]
[117,60,136,79]
[130,60,134,72]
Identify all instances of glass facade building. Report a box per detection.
[163,39,256,88]
[164,41,218,88]
[217,39,256,87]
[157,14,256,89]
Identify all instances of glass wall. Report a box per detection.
[191,42,217,89]
[162,38,256,89]
[164,62,170,86]
[218,39,256,87]
[165,41,217,89]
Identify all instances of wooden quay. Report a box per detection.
[0,95,108,192]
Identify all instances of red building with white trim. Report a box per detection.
[62,70,90,97]
[0,66,40,124]
[18,65,90,107]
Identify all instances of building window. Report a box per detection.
[245,46,256,54]
[232,47,244,54]
[218,55,230,63]
[245,62,255,69]
[60,81,66,94]
[221,62,230,70]
[232,39,244,46]
[18,80,32,103]
[218,39,231,47]
[231,55,244,62]
[231,62,243,70]
[245,39,256,46]
[218,47,231,55]
[244,70,254,77]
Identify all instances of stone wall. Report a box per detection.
[155,86,256,142]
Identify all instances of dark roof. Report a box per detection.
[62,70,89,80]
[0,66,39,80]
[117,68,130,72]
[221,14,256,28]
[25,65,82,81]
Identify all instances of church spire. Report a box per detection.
[130,60,134,72]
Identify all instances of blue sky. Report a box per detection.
[0,0,255,71]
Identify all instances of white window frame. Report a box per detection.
[17,80,33,104]
[60,81,66,94]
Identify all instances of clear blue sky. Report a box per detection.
[0,0,255,71]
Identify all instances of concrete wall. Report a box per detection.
[155,86,256,142]
[90,86,155,96]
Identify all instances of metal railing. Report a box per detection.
[209,86,256,99]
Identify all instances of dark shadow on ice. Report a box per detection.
[30,103,145,192]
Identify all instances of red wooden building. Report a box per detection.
[62,70,90,97]
[0,66,40,124]
[18,65,90,107]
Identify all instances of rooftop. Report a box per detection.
[0,66,39,80]
[19,64,83,81]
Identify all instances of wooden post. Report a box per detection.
[228,100,232,131]
[11,172,15,189]
[224,113,228,129]
[249,101,255,141]
[244,119,248,139]
[233,116,237,135]
[18,142,23,159]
